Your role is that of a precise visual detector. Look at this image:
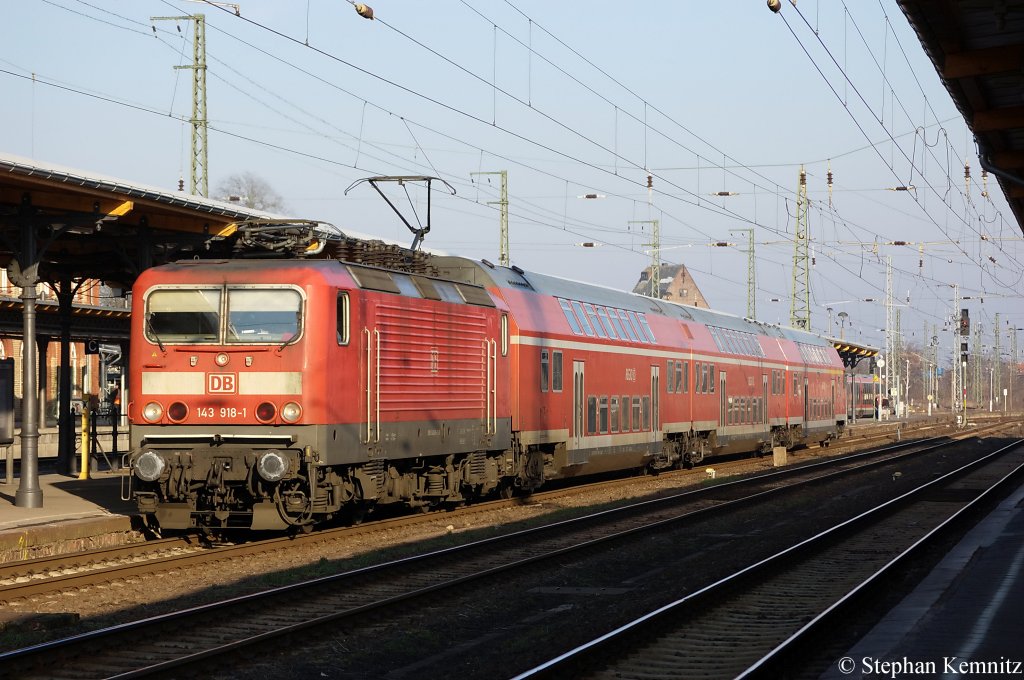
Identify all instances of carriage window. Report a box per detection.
[572,301,595,336]
[337,292,350,345]
[667,360,676,393]
[632,397,642,431]
[642,396,651,430]
[682,362,689,394]
[607,309,627,339]
[587,396,598,435]
[599,396,609,433]
[558,299,584,335]
[636,313,656,343]
[617,310,640,342]
[226,288,302,344]
[675,361,683,393]
[610,397,620,433]
[146,288,221,344]
[584,304,607,338]
[596,307,618,339]
[552,351,563,392]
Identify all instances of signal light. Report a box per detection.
[960,309,970,336]
[256,402,277,423]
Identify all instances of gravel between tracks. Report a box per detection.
[0,423,980,674]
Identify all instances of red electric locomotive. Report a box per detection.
[126,243,848,531]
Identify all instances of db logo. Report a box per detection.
[208,373,237,394]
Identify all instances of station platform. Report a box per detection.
[0,472,139,563]
[823,480,1024,678]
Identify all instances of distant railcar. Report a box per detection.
[126,254,848,531]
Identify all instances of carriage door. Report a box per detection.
[650,366,661,442]
[572,360,585,448]
[719,371,727,427]
[762,374,769,425]
[804,376,810,424]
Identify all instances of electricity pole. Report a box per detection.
[884,256,893,418]
[790,167,811,330]
[952,285,965,424]
[470,170,509,266]
[630,220,660,299]
[731,227,756,320]
[153,14,209,196]
[993,312,1001,407]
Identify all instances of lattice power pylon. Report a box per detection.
[790,167,810,330]
[153,14,209,197]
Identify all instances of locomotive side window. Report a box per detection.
[226,289,302,344]
[552,351,563,391]
[541,350,550,392]
[146,288,221,343]
[337,292,350,345]
[501,314,509,356]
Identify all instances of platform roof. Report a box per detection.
[898,0,1024,235]
[0,153,279,288]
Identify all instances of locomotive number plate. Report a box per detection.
[207,373,237,394]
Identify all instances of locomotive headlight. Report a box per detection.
[281,402,302,423]
[142,401,164,423]
[215,352,230,367]
[134,450,166,482]
[257,450,289,482]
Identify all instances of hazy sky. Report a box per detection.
[2,0,1022,366]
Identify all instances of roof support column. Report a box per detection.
[13,195,41,507]
[56,275,76,475]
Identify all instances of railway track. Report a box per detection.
[515,437,1024,680]
[0,423,1015,678]
[0,417,993,610]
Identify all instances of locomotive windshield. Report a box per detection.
[145,286,303,345]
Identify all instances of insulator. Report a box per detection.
[646,174,653,189]
[354,3,374,19]
[964,163,971,179]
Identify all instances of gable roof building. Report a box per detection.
[632,263,710,308]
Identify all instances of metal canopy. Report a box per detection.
[0,153,281,285]
[897,0,1024,235]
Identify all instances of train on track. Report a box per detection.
[126,221,854,531]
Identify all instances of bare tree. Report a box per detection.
[216,172,286,212]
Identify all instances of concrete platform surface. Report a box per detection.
[822,481,1024,679]
[0,473,138,562]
